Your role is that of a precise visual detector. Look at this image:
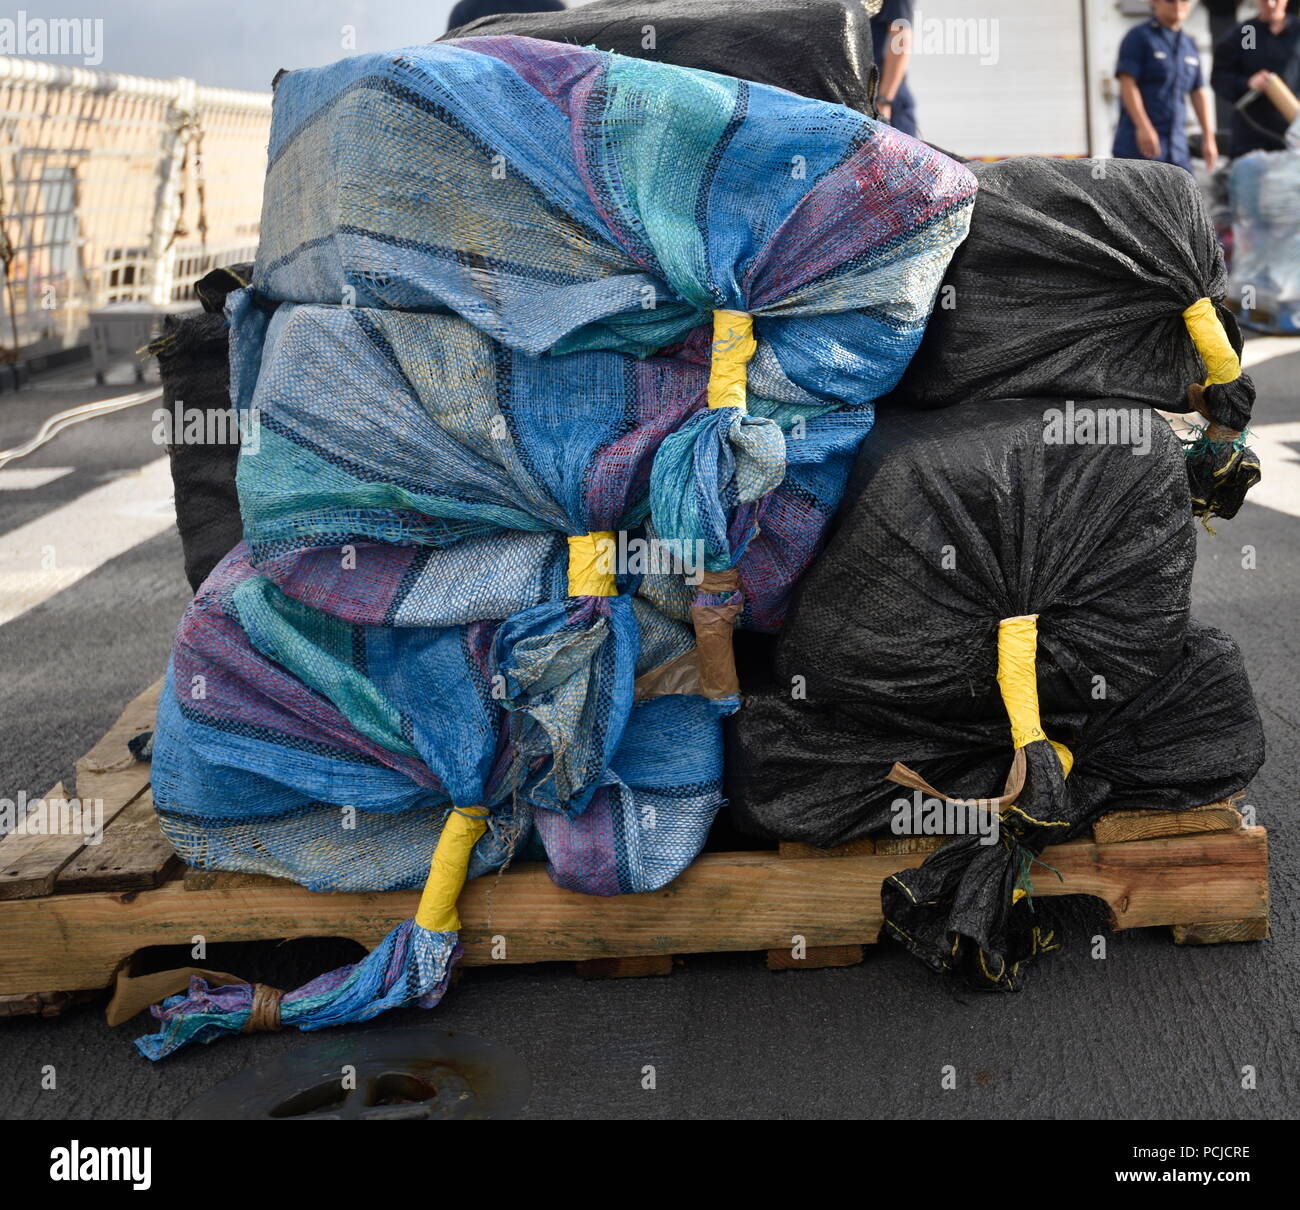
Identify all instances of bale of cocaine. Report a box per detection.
[141,35,973,1055]
[446,0,882,115]
[728,400,1265,987]
[147,264,251,591]
[897,158,1261,519]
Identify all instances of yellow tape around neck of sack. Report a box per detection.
[1182,297,1241,387]
[415,806,490,933]
[996,614,1073,779]
[566,531,617,597]
[707,309,756,410]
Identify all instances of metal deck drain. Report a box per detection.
[178,1029,529,1120]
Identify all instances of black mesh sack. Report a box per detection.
[447,0,565,31]
[729,620,1265,988]
[444,0,881,115]
[773,399,1195,719]
[895,158,1260,518]
[727,693,1015,848]
[148,264,250,591]
[899,158,1249,417]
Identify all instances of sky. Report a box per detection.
[1,0,594,93]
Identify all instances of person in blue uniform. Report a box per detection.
[1114,0,1218,172]
[871,0,917,136]
[1212,0,1300,156]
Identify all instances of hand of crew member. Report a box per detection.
[1248,70,1274,93]
[1202,133,1219,172]
[877,98,893,121]
[1137,122,1162,159]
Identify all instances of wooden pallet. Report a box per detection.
[0,680,1271,1015]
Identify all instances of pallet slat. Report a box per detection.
[0,679,161,901]
[873,834,947,856]
[1172,918,1270,945]
[73,678,161,809]
[0,783,72,900]
[767,840,874,970]
[54,789,180,895]
[0,828,1269,997]
[0,990,99,1018]
[1091,800,1242,844]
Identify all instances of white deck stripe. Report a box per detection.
[1242,337,1300,370]
[1240,421,1300,520]
[0,467,74,490]
[0,457,176,626]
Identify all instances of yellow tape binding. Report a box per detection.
[415,806,490,933]
[566,531,617,597]
[1181,297,1241,387]
[996,615,1073,778]
[707,309,756,410]
[1049,740,1074,779]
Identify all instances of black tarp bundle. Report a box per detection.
[446,0,565,32]
[731,621,1265,986]
[728,400,1266,987]
[896,158,1261,520]
[775,400,1196,715]
[148,264,250,591]
[444,0,881,115]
